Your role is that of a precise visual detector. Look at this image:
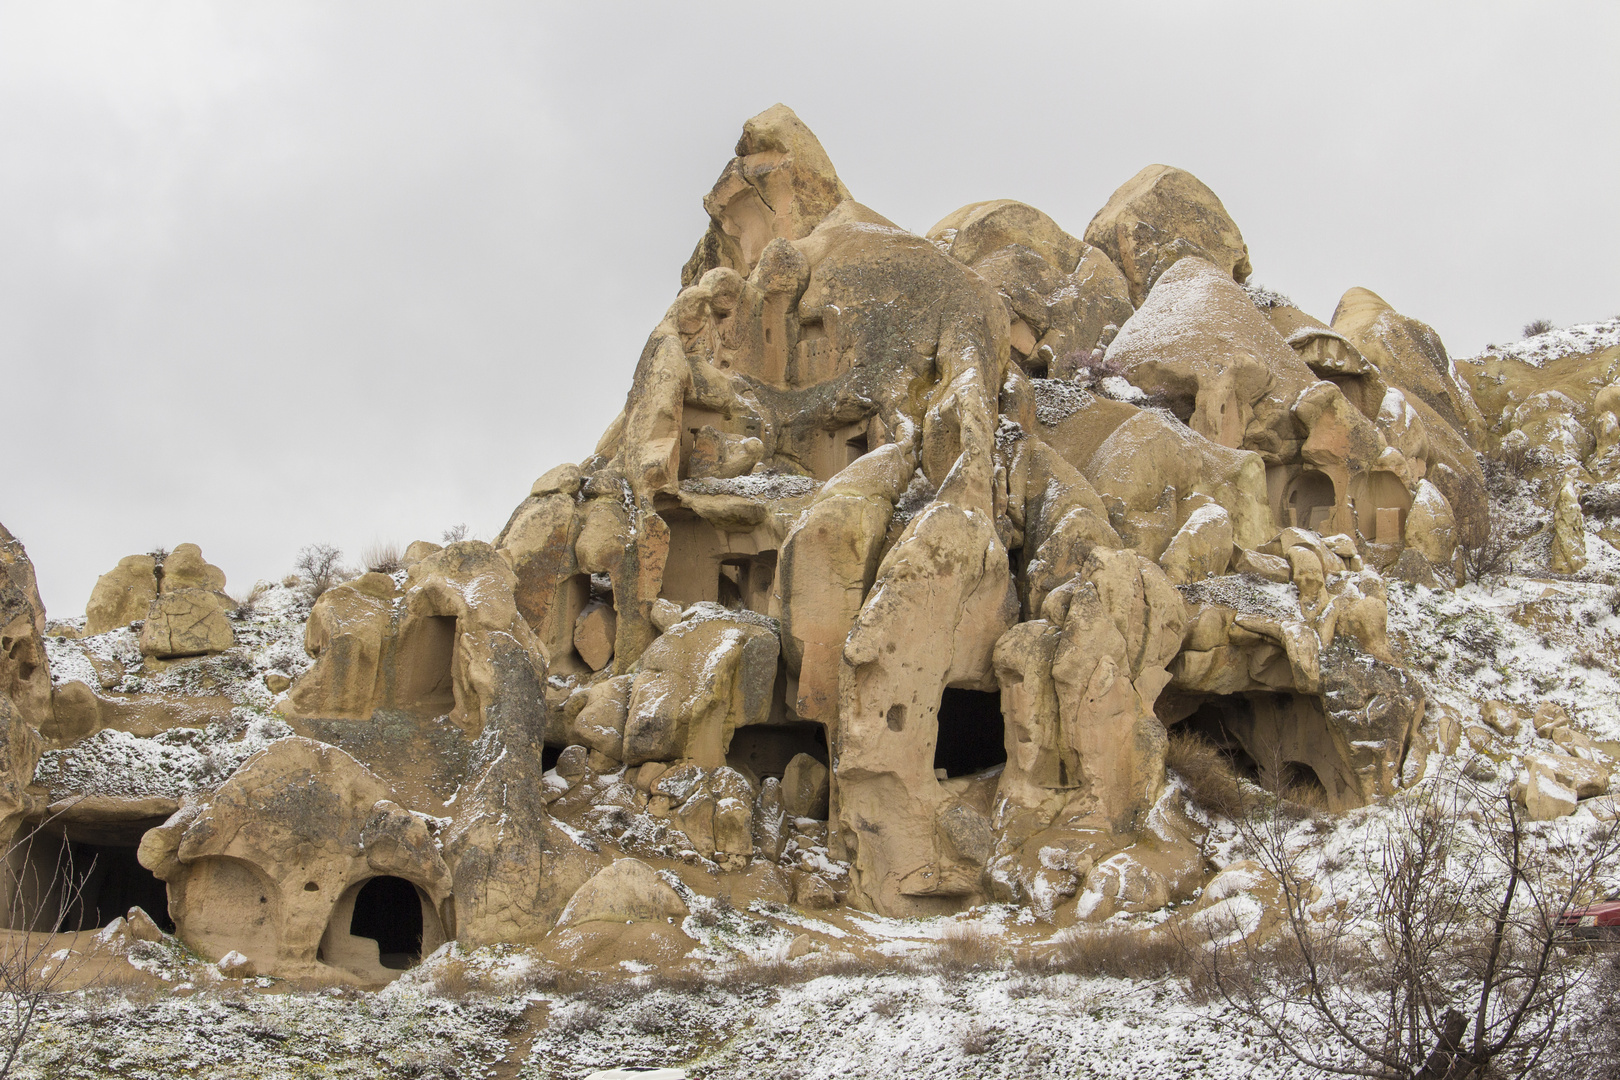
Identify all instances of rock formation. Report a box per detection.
[5,104,1614,984]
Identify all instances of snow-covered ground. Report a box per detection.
[1470,317,1620,368]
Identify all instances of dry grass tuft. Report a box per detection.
[1166,729,1251,819]
[427,955,497,1001]
[362,540,403,575]
[924,921,1005,974]
[1033,926,1191,980]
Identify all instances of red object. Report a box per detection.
[1557,897,1620,942]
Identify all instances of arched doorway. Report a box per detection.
[319,875,444,981]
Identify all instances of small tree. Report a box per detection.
[1458,512,1513,586]
[1190,772,1620,1080]
[293,543,349,601]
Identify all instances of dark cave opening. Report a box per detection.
[349,876,424,971]
[726,721,828,781]
[55,841,174,932]
[932,687,1007,779]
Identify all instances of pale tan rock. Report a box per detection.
[160,543,227,593]
[573,601,617,672]
[402,540,442,564]
[263,672,291,694]
[84,554,159,635]
[622,609,779,767]
[1481,701,1525,737]
[567,675,633,760]
[1158,503,1233,584]
[1084,409,1274,558]
[780,753,830,819]
[555,858,688,929]
[1084,164,1252,306]
[125,906,167,943]
[1534,703,1572,737]
[531,463,583,497]
[1404,479,1456,566]
[217,951,257,979]
[141,738,452,982]
[1550,475,1587,573]
[138,589,235,658]
[1527,751,1610,800]
[1517,765,1579,821]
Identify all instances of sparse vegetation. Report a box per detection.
[292,542,351,601]
[1458,510,1514,585]
[1165,727,1252,819]
[924,921,1004,974]
[1523,318,1555,337]
[441,523,469,544]
[228,580,271,619]
[361,540,403,575]
[1190,776,1620,1080]
[1035,926,1189,980]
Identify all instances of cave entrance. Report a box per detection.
[349,876,423,971]
[1285,469,1337,532]
[726,721,828,781]
[933,688,1007,779]
[4,822,173,934]
[1160,691,1358,810]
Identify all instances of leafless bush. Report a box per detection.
[1459,511,1514,585]
[1557,950,1620,1078]
[1186,775,1620,1080]
[440,524,469,544]
[293,543,350,601]
[1166,728,1253,820]
[1523,318,1555,338]
[426,955,494,1001]
[1034,926,1189,980]
[924,921,1004,974]
[361,541,403,575]
[547,1001,604,1036]
[958,1018,999,1055]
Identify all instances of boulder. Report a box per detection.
[573,601,617,672]
[1084,164,1252,306]
[1158,503,1233,584]
[780,753,830,819]
[555,858,688,929]
[621,608,779,767]
[84,554,159,635]
[160,543,227,593]
[138,589,235,658]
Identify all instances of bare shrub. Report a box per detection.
[924,922,1004,974]
[361,540,403,575]
[440,524,469,544]
[1459,511,1514,585]
[293,543,350,601]
[1523,318,1555,337]
[1581,481,1620,520]
[228,581,271,620]
[427,955,494,1001]
[1040,926,1189,980]
[1187,776,1620,1080]
[548,1001,605,1036]
[1166,728,1251,820]
[958,1018,998,1055]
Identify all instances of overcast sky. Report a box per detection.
[3,2,1616,616]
